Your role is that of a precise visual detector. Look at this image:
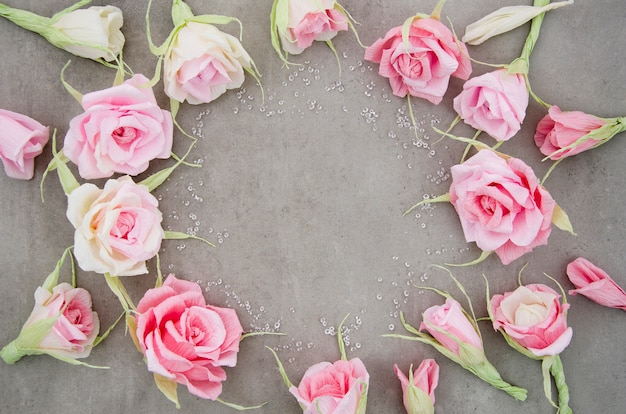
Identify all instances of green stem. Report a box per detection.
[0,4,51,35]
[550,355,572,414]
[472,358,528,401]
[509,0,550,75]
[0,340,24,364]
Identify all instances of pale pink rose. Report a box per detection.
[394,359,439,413]
[1,282,99,364]
[420,298,483,354]
[449,149,556,265]
[134,274,244,400]
[453,69,528,141]
[566,257,626,310]
[290,358,369,414]
[0,109,49,180]
[534,105,607,160]
[66,176,164,276]
[278,0,348,55]
[64,74,173,179]
[491,284,572,357]
[164,22,252,105]
[364,17,471,105]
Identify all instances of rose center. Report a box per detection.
[112,126,137,145]
[480,195,497,214]
[111,212,136,239]
[64,306,82,325]
[514,303,548,326]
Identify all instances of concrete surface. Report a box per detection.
[1,0,625,413]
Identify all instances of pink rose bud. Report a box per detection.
[420,298,483,356]
[491,284,573,357]
[453,68,528,141]
[66,176,164,276]
[0,109,49,180]
[289,357,369,414]
[365,16,471,105]
[534,105,626,160]
[134,274,244,402]
[1,282,99,364]
[64,74,173,179]
[449,149,556,265]
[274,0,349,56]
[394,359,439,414]
[566,257,626,310]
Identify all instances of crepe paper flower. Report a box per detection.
[0,247,109,367]
[268,315,370,414]
[462,1,573,45]
[0,0,124,64]
[389,272,527,402]
[534,105,626,161]
[486,275,573,413]
[146,0,261,116]
[62,73,173,180]
[128,274,265,410]
[453,0,556,142]
[0,108,49,180]
[566,257,626,310]
[270,0,358,66]
[453,68,528,142]
[394,359,439,414]
[66,175,164,277]
[364,0,471,106]
[405,146,575,266]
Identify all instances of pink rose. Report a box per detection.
[277,0,348,55]
[491,284,572,357]
[134,274,244,400]
[0,109,49,180]
[394,359,439,413]
[164,22,253,105]
[453,69,528,141]
[364,17,471,105]
[566,257,626,310]
[64,74,173,179]
[290,358,369,414]
[420,298,483,354]
[66,176,164,276]
[449,149,556,265]
[1,282,99,364]
[534,105,608,160]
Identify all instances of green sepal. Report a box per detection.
[216,398,268,411]
[154,373,180,408]
[355,380,368,414]
[164,231,216,248]
[139,141,197,192]
[401,14,430,53]
[405,366,435,414]
[240,331,285,341]
[92,311,125,348]
[541,356,559,410]
[270,0,296,66]
[41,246,74,292]
[552,204,575,236]
[103,272,135,312]
[265,345,295,389]
[60,60,83,104]
[337,313,350,361]
[445,250,492,267]
[41,130,80,198]
[403,193,450,217]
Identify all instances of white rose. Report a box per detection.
[51,5,125,61]
[66,176,164,276]
[164,21,252,104]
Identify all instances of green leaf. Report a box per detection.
[403,193,451,216]
[103,273,135,312]
[41,246,74,292]
[337,313,350,361]
[445,249,491,267]
[541,356,559,409]
[93,311,125,348]
[60,60,83,104]
[216,398,268,411]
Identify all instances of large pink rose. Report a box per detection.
[0,109,49,180]
[289,358,369,414]
[134,274,244,400]
[66,176,164,276]
[278,0,348,55]
[1,282,99,364]
[394,359,439,413]
[364,17,471,105]
[449,149,556,265]
[566,257,626,310]
[453,69,528,141]
[420,298,483,354]
[491,284,573,357]
[534,105,607,160]
[64,74,173,179]
[164,22,253,105]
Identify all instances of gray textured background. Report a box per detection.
[1,0,625,413]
